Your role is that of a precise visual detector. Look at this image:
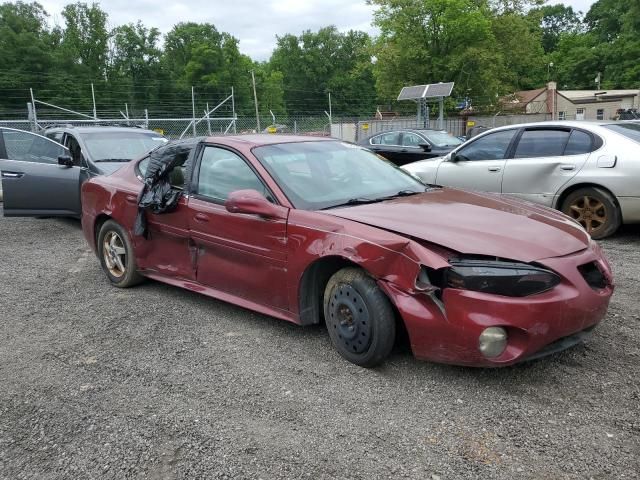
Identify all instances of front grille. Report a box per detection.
[578,262,609,289]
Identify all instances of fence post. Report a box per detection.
[29,88,38,131]
[191,86,197,137]
[145,109,149,129]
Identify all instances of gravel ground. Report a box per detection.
[0,211,638,479]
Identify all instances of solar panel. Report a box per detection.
[397,82,454,100]
[397,85,428,101]
[425,82,454,98]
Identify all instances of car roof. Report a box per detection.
[43,125,160,135]
[487,120,622,131]
[203,134,336,148]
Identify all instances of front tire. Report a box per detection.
[324,267,396,367]
[97,220,143,288]
[561,187,621,239]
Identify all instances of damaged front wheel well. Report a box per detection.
[298,256,359,326]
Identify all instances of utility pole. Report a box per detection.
[251,70,260,131]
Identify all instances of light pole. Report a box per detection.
[547,62,554,81]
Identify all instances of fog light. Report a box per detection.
[479,327,508,358]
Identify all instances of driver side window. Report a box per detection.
[401,132,424,147]
[2,130,66,164]
[456,129,517,161]
[196,147,270,202]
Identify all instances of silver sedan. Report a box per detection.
[403,121,640,239]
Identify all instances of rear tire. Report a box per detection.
[561,187,621,239]
[97,220,144,288]
[324,267,395,367]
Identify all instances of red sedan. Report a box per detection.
[80,135,614,367]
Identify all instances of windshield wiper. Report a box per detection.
[94,158,131,163]
[321,197,385,210]
[322,190,427,210]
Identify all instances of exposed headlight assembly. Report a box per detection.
[446,259,561,297]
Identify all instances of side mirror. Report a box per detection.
[225,189,286,219]
[448,153,459,162]
[418,143,432,152]
[58,155,73,167]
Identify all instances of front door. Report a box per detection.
[0,128,80,216]
[502,127,591,206]
[188,145,290,311]
[435,128,519,193]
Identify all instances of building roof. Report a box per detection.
[559,90,640,102]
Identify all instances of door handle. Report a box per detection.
[194,213,209,223]
[488,166,501,172]
[1,171,24,178]
[125,195,137,204]
[401,149,408,153]
[560,164,576,171]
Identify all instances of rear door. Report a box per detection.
[501,127,592,206]
[367,132,404,164]
[435,128,518,192]
[0,128,81,216]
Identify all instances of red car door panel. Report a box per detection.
[134,196,195,280]
[188,197,289,310]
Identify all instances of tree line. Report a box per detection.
[0,0,638,120]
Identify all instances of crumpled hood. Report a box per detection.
[324,188,590,263]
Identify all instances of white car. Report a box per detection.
[403,121,640,239]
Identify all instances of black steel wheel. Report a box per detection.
[324,267,395,367]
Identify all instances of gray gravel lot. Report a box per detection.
[0,211,638,479]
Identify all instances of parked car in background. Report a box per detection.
[0,127,70,203]
[0,125,167,216]
[403,121,640,239]
[30,134,612,368]
[358,128,463,166]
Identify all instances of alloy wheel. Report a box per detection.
[567,195,607,235]
[102,231,127,278]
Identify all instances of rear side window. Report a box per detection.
[371,132,400,146]
[564,130,593,155]
[514,129,570,158]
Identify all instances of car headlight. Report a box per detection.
[446,259,560,297]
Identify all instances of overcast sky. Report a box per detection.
[35,0,597,60]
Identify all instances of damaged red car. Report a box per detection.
[80,135,614,367]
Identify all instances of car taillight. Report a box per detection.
[445,259,561,297]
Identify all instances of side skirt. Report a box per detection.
[141,270,301,325]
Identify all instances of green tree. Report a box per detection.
[0,2,55,115]
[528,4,583,53]
[370,0,505,109]
[269,26,376,115]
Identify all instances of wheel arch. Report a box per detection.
[94,213,113,245]
[297,256,409,346]
[298,255,360,326]
[555,182,622,220]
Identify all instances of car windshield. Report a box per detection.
[421,130,463,147]
[82,131,168,161]
[603,123,640,143]
[253,141,428,210]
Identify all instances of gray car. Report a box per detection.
[0,126,167,216]
[403,121,640,239]
[0,127,70,204]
